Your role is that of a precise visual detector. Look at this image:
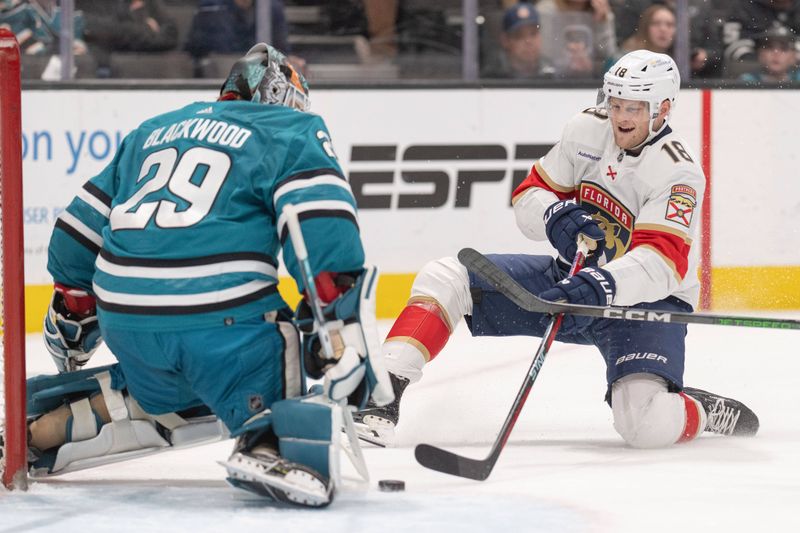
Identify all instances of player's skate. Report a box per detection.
[352,373,410,447]
[683,387,760,436]
[224,441,333,508]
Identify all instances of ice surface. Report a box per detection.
[2,318,799,533]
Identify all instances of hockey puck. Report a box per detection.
[378,479,405,492]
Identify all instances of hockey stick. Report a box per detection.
[414,241,591,481]
[283,204,338,359]
[458,247,800,331]
[282,204,370,482]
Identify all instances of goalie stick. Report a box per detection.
[282,204,370,482]
[458,247,800,331]
[414,241,591,481]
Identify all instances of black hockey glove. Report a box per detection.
[544,200,606,265]
[539,267,616,330]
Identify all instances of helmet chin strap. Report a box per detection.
[632,103,669,150]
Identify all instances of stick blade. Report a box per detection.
[414,443,493,481]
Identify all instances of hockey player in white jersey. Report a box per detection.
[356,50,759,448]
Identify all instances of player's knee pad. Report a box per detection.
[611,373,686,449]
[27,365,227,476]
[411,256,472,325]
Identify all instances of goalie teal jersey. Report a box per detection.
[47,100,364,331]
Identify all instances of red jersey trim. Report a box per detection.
[630,228,691,280]
[512,161,576,203]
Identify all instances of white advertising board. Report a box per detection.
[20,87,710,285]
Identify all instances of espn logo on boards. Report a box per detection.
[615,352,669,366]
[348,144,552,209]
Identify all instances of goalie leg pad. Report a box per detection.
[271,396,342,482]
[224,395,340,507]
[27,367,227,477]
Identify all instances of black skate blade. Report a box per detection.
[357,432,387,448]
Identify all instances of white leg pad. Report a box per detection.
[611,373,686,449]
[32,371,228,477]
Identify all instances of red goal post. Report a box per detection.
[0,27,28,490]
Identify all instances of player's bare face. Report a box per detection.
[607,98,650,150]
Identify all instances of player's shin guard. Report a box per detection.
[383,256,471,383]
[383,298,452,382]
[224,396,340,507]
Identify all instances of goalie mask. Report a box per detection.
[220,43,310,112]
[598,50,680,143]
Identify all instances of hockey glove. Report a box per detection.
[296,266,394,410]
[544,200,606,265]
[43,284,103,373]
[539,267,616,330]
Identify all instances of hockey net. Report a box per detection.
[0,28,28,490]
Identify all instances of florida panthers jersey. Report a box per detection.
[513,108,706,308]
[48,100,363,330]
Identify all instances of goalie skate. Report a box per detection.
[223,446,333,508]
[683,387,760,437]
[352,373,410,447]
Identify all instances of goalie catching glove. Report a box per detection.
[296,266,394,410]
[43,283,103,373]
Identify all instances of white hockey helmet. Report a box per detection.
[600,50,680,121]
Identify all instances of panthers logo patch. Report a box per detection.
[580,183,633,262]
[665,184,697,228]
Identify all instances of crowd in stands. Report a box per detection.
[2,0,800,84]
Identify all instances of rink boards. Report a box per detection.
[16,87,800,330]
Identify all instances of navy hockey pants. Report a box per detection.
[465,254,693,391]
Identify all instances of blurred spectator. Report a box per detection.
[357,0,398,63]
[740,26,800,84]
[723,0,800,66]
[612,0,722,77]
[482,2,555,79]
[537,0,617,78]
[0,0,85,55]
[80,0,178,53]
[186,0,287,57]
[619,5,675,55]
[0,0,53,54]
[186,0,305,74]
